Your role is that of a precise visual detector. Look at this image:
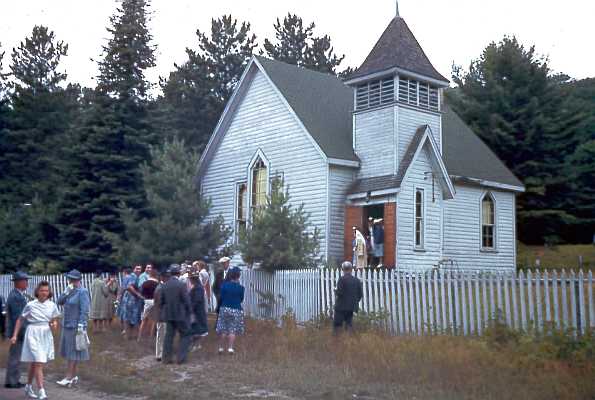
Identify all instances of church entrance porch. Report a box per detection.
[344,202,396,268]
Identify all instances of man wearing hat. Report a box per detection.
[212,256,231,312]
[158,264,192,364]
[4,271,30,388]
[333,262,363,334]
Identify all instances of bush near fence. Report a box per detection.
[1,268,593,337]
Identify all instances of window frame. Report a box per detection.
[480,192,497,251]
[246,149,270,224]
[234,181,248,243]
[414,187,425,250]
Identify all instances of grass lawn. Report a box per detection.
[518,243,595,271]
[0,316,593,400]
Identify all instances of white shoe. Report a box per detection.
[56,376,78,388]
[38,388,48,400]
[25,384,38,398]
[228,348,235,354]
[218,347,224,354]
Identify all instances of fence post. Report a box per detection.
[589,271,594,330]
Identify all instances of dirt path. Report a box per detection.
[0,369,140,400]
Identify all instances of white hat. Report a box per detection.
[218,256,231,263]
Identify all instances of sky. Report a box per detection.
[1,0,593,90]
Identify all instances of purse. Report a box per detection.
[75,329,90,351]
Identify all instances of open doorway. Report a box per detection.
[363,204,384,267]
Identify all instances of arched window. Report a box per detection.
[251,158,268,213]
[481,194,495,249]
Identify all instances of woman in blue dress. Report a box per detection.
[56,269,90,388]
[120,265,144,340]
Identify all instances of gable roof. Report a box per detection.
[347,17,448,83]
[198,56,522,192]
[347,125,456,199]
[441,103,524,189]
[255,57,358,162]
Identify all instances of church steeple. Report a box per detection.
[345,16,448,84]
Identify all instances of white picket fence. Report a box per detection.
[238,268,595,336]
[2,268,594,336]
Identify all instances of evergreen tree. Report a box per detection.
[56,0,157,271]
[157,15,256,150]
[109,138,231,268]
[264,13,344,75]
[446,37,583,244]
[55,91,131,272]
[239,180,321,270]
[0,26,77,207]
[96,0,157,210]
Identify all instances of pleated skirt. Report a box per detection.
[60,327,90,361]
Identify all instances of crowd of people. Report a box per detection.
[2,256,249,399]
[3,256,366,399]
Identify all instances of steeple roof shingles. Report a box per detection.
[349,17,448,83]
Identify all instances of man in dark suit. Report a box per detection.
[158,265,192,364]
[334,261,363,334]
[4,271,30,388]
[212,256,231,311]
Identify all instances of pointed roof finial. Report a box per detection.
[396,0,400,17]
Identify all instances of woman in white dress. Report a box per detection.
[10,281,60,400]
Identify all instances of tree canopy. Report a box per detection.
[447,37,594,244]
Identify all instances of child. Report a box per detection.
[10,281,60,399]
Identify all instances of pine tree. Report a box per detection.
[96,0,157,211]
[55,91,133,272]
[446,37,583,244]
[109,138,231,268]
[0,26,77,207]
[55,0,157,271]
[157,15,256,150]
[263,13,344,75]
[239,180,321,270]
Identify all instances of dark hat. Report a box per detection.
[65,269,82,280]
[168,264,181,275]
[229,266,242,275]
[11,271,29,281]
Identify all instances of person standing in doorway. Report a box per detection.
[367,217,375,266]
[352,228,367,269]
[333,261,363,334]
[4,271,30,389]
[373,219,385,268]
[159,265,192,364]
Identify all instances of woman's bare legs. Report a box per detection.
[33,363,44,389]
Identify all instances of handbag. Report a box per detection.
[75,329,90,351]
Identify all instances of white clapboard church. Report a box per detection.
[197,11,525,271]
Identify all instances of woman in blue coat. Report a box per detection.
[56,269,90,388]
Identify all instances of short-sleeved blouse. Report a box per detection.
[21,299,60,324]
